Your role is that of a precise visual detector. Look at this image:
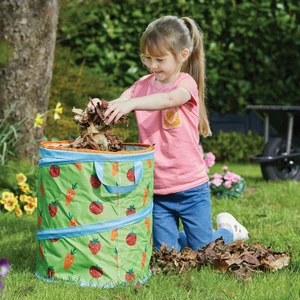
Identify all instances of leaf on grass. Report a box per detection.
[150,238,291,282]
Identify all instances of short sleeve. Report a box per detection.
[121,83,136,99]
[177,75,199,106]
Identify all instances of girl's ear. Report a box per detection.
[180,48,190,62]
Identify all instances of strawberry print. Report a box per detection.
[126,168,134,182]
[125,269,135,282]
[126,231,137,246]
[48,202,58,217]
[126,205,136,216]
[89,265,103,278]
[88,238,101,254]
[49,165,60,178]
[47,266,55,278]
[89,200,104,215]
[90,173,101,189]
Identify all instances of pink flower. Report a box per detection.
[210,178,223,187]
[222,166,228,171]
[224,180,232,189]
[224,171,235,181]
[204,152,215,167]
[199,145,215,173]
[232,174,241,183]
[212,173,223,179]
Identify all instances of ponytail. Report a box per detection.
[181,17,212,137]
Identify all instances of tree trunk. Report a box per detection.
[0,0,60,160]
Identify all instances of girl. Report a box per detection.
[98,15,248,251]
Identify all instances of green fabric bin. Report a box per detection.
[35,141,154,288]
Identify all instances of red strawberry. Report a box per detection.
[49,165,60,178]
[48,202,58,217]
[125,269,135,282]
[126,168,135,182]
[47,266,55,278]
[50,238,59,242]
[89,200,104,215]
[126,205,136,216]
[126,231,137,246]
[90,174,101,189]
[88,238,101,254]
[89,265,103,278]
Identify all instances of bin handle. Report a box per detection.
[94,160,143,194]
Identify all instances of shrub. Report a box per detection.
[201,130,264,162]
[46,46,124,140]
[55,0,300,113]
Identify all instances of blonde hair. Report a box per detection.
[140,15,212,137]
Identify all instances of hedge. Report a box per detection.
[54,0,300,114]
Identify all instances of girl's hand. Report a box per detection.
[104,100,133,124]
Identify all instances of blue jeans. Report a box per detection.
[153,182,233,251]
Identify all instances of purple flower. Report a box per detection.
[0,259,10,278]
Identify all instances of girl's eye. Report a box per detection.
[157,59,163,62]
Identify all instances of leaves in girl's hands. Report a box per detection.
[70,97,129,151]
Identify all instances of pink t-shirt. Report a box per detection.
[122,73,208,195]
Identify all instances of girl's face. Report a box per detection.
[142,50,188,84]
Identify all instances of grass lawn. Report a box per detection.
[0,162,299,299]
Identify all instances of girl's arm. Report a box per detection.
[104,87,191,124]
[89,95,128,108]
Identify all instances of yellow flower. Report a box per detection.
[26,197,37,208]
[24,202,36,214]
[34,113,44,128]
[1,191,14,201]
[19,183,32,194]
[15,205,23,217]
[19,194,29,203]
[53,102,63,120]
[16,173,27,185]
[4,197,18,212]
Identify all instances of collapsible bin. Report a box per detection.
[35,141,154,288]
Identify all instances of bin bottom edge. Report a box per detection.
[35,271,151,288]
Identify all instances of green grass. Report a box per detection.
[1,162,300,299]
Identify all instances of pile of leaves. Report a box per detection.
[70,97,129,151]
[150,238,291,282]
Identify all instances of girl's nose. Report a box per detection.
[150,61,158,69]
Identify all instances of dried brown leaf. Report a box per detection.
[69,97,128,151]
[150,238,291,282]
[269,255,291,270]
